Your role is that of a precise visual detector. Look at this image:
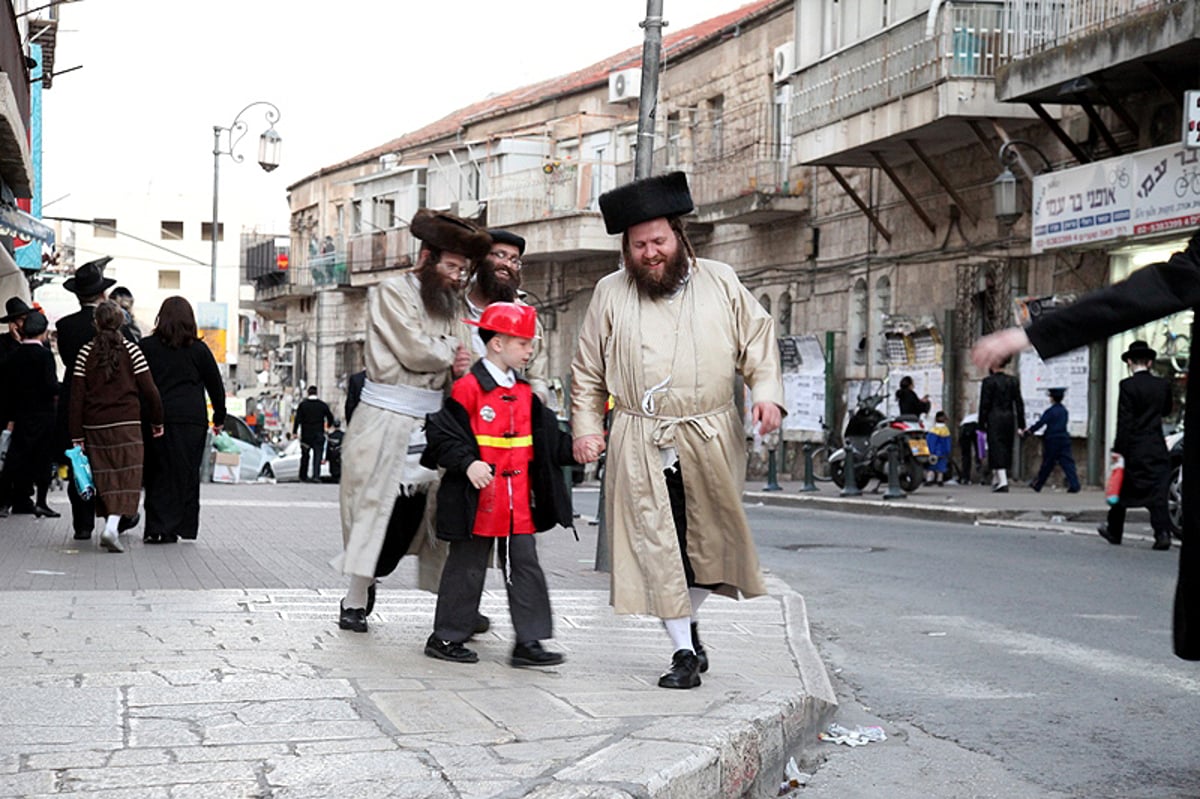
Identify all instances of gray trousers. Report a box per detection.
[433,534,552,645]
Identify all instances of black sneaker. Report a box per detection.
[338,600,368,633]
[658,649,702,689]
[425,633,478,663]
[511,641,565,668]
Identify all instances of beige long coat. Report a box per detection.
[337,271,471,590]
[571,259,785,618]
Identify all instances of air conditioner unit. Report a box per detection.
[773,42,795,83]
[379,153,400,171]
[608,68,641,103]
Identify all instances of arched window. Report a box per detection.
[778,292,792,335]
[759,293,772,315]
[876,275,892,318]
[851,278,868,365]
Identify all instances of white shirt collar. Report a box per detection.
[481,357,516,388]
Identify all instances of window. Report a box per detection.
[93,218,116,238]
[374,197,396,230]
[759,293,771,314]
[772,85,792,163]
[352,201,363,234]
[201,222,224,242]
[336,204,345,237]
[667,112,682,167]
[158,270,181,290]
[709,95,725,159]
[778,291,792,335]
[161,221,183,240]
[851,278,868,366]
[875,276,892,317]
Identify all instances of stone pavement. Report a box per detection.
[0,482,835,798]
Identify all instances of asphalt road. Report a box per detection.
[743,502,1200,799]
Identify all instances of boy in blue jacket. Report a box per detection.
[1025,387,1080,493]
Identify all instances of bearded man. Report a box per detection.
[570,171,785,689]
[335,209,490,633]
[463,229,550,402]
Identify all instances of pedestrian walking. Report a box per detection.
[292,386,333,483]
[571,171,785,689]
[978,359,1025,492]
[68,300,164,552]
[108,285,142,341]
[139,296,227,544]
[335,209,489,634]
[1095,341,1173,550]
[1024,387,1080,493]
[0,311,59,517]
[970,229,1200,661]
[422,303,575,667]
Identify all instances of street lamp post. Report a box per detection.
[210,101,282,302]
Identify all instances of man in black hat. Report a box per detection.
[335,209,490,634]
[1096,340,1174,550]
[55,257,139,539]
[570,171,785,689]
[0,296,34,359]
[463,229,549,402]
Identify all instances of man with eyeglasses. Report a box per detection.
[334,209,491,634]
[463,229,550,403]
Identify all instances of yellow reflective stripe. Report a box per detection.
[475,434,533,449]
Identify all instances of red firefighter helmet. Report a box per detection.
[464,302,538,339]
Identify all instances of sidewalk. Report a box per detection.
[0,484,836,799]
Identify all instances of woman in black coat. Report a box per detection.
[978,362,1025,492]
[971,229,1200,662]
[895,375,930,417]
[139,297,226,544]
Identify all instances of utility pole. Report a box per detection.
[634,0,665,180]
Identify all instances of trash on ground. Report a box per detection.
[777,756,812,795]
[818,723,887,747]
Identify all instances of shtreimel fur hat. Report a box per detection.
[598,171,694,235]
[410,209,492,259]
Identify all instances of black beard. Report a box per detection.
[626,246,690,299]
[476,260,519,303]
[417,262,461,320]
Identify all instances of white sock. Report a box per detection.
[688,587,711,619]
[104,515,120,535]
[344,575,373,610]
[664,616,694,653]
[996,468,1008,487]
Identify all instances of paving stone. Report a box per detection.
[264,750,433,786]
[372,689,495,735]
[58,761,257,791]
[0,769,56,797]
[128,679,354,707]
[556,738,721,799]
[204,719,382,746]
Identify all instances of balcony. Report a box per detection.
[253,269,313,304]
[347,228,416,285]
[485,164,618,261]
[996,1,1200,110]
[789,1,1049,167]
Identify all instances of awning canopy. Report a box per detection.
[0,203,54,247]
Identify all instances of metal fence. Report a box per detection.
[1004,0,1179,58]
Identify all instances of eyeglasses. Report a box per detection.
[489,250,523,268]
[435,261,467,276]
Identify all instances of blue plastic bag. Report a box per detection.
[64,445,96,501]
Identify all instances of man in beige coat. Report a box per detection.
[571,171,785,689]
[335,209,491,633]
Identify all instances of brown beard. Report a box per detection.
[625,244,691,299]
[475,258,519,303]
[416,257,461,320]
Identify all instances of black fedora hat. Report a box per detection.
[1121,339,1156,363]
[0,296,33,323]
[63,257,116,295]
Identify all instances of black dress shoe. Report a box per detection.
[992,484,1009,493]
[73,530,92,541]
[1097,524,1122,545]
[144,532,178,544]
[691,622,709,674]
[424,633,478,663]
[1153,530,1172,551]
[511,640,565,668]
[33,504,61,518]
[117,513,141,533]
[365,581,377,616]
[658,649,702,689]
[9,503,36,515]
[338,600,368,633]
[474,614,491,634]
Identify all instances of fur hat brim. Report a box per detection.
[598,171,694,235]
[410,209,492,259]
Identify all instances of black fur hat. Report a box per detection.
[598,171,694,235]
[410,209,492,259]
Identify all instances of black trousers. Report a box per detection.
[1,414,54,509]
[665,462,722,592]
[144,424,207,539]
[1107,498,1171,537]
[67,461,96,534]
[433,533,552,645]
[299,436,324,482]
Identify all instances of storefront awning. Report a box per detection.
[0,203,55,247]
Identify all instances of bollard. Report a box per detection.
[763,449,782,491]
[799,442,819,492]
[840,444,863,497]
[882,442,906,500]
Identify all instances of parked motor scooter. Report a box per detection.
[829,391,925,492]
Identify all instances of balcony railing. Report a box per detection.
[487,162,618,227]
[309,251,349,287]
[348,228,416,274]
[1003,0,1181,58]
[791,2,1011,137]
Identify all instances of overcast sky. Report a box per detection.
[40,0,755,232]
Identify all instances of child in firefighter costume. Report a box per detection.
[421,302,577,666]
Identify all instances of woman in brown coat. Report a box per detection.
[69,301,164,552]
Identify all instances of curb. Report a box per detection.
[743,489,1009,524]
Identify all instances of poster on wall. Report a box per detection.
[778,334,826,442]
[885,368,943,421]
[1018,347,1089,437]
[196,302,228,364]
